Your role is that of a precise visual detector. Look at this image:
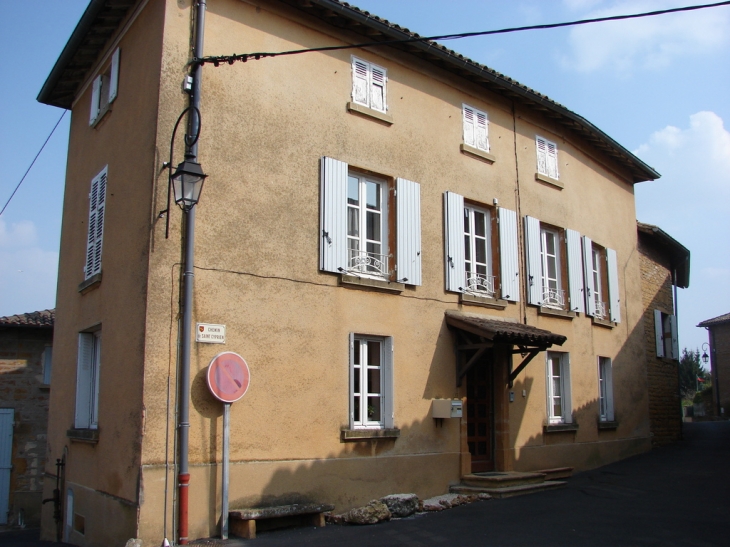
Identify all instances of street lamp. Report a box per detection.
[701,342,710,366]
[172,153,207,210]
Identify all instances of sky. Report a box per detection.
[1,0,728,358]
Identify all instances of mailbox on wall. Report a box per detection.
[432,399,463,419]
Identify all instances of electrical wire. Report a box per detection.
[1,110,67,217]
[194,1,730,67]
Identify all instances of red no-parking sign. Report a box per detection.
[206,352,250,403]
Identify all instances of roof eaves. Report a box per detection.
[637,221,690,288]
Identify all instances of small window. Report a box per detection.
[85,166,108,280]
[536,135,559,180]
[75,331,101,429]
[546,351,571,424]
[462,105,489,152]
[350,334,393,429]
[598,357,614,422]
[42,345,53,385]
[351,56,387,113]
[89,48,120,126]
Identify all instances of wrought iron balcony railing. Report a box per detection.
[346,249,390,278]
[594,299,608,319]
[464,274,496,297]
[542,287,565,309]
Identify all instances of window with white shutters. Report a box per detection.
[462,105,489,152]
[75,331,101,429]
[85,166,108,280]
[546,352,572,424]
[350,334,394,429]
[320,157,421,285]
[351,56,387,113]
[654,310,678,360]
[536,136,559,180]
[444,192,519,301]
[89,48,120,126]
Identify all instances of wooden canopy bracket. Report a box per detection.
[508,348,542,388]
[453,329,494,387]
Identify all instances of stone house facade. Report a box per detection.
[0,310,54,527]
[38,1,666,545]
[636,223,690,445]
[698,313,730,417]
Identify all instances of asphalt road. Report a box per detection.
[4,421,728,547]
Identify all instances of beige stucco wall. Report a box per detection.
[45,0,653,545]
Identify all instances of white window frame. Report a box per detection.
[349,334,394,429]
[75,331,101,429]
[351,56,387,113]
[85,166,108,280]
[536,135,559,180]
[347,172,389,279]
[42,345,53,385]
[598,356,615,422]
[592,247,607,319]
[540,227,564,309]
[462,104,489,152]
[463,204,494,297]
[546,352,572,424]
[89,47,120,126]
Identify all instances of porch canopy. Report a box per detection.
[445,311,567,387]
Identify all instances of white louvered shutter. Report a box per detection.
[348,333,355,428]
[396,178,421,286]
[463,106,475,147]
[444,192,465,293]
[536,136,547,176]
[498,207,519,302]
[654,310,665,357]
[90,333,101,428]
[320,157,348,273]
[475,110,489,152]
[352,58,369,107]
[582,236,596,316]
[89,75,102,125]
[370,65,387,113]
[606,248,620,323]
[524,216,542,305]
[85,167,107,279]
[75,333,94,429]
[669,315,679,360]
[383,337,394,428]
[546,140,559,179]
[563,357,573,423]
[109,48,120,103]
[566,229,585,313]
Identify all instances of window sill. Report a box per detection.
[346,102,393,125]
[90,105,111,129]
[597,420,619,430]
[538,306,576,319]
[592,317,615,329]
[341,428,400,442]
[67,428,99,444]
[78,272,102,294]
[340,274,404,293]
[460,144,495,164]
[544,423,578,433]
[535,172,563,189]
[460,293,508,310]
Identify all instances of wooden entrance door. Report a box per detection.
[466,357,494,473]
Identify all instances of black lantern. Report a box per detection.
[171,153,207,210]
[702,350,709,365]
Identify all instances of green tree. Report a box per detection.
[678,348,710,400]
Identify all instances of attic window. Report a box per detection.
[89,48,120,126]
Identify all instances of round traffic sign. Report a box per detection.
[206,352,250,403]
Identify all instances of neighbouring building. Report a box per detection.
[38,1,666,545]
[636,223,690,445]
[698,312,730,418]
[0,310,54,527]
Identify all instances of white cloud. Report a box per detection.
[560,1,730,73]
[0,219,58,316]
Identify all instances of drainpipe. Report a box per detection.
[178,0,206,544]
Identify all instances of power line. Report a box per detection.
[0,110,67,218]
[195,1,730,67]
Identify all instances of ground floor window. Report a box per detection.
[598,356,615,421]
[350,334,393,429]
[75,331,101,429]
[546,351,572,424]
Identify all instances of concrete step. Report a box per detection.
[535,467,574,480]
[450,480,567,499]
[461,471,547,488]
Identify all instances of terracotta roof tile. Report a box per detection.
[445,310,566,347]
[0,309,55,328]
[697,313,730,328]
